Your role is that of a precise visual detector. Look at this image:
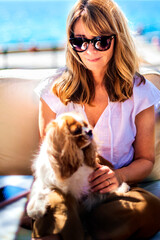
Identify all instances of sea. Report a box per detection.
[0,0,160,51]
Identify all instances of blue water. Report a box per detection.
[0,0,159,50]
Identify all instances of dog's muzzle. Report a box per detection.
[85,129,93,139]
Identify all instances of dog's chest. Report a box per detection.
[67,164,93,199]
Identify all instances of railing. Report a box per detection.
[0,47,65,69]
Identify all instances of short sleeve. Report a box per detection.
[34,67,66,113]
[133,77,160,116]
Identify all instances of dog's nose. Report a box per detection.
[86,129,92,137]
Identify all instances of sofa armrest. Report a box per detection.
[142,72,160,182]
[0,69,56,175]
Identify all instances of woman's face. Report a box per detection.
[73,18,115,76]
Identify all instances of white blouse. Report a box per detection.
[35,68,160,169]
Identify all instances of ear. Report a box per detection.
[45,121,63,159]
[97,154,114,169]
[83,140,97,168]
[60,137,84,178]
[45,121,57,135]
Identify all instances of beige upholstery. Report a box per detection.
[0,69,159,180]
[0,69,56,175]
[143,73,160,181]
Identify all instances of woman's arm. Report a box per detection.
[116,105,155,184]
[89,105,155,193]
[39,98,56,141]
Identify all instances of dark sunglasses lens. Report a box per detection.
[70,38,88,52]
[95,37,112,51]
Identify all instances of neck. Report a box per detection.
[91,69,105,86]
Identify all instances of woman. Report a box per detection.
[33,0,160,239]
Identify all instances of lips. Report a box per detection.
[86,57,101,62]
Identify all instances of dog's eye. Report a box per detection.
[70,124,82,135]
[73,126,82,135]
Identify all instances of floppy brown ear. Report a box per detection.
[45,120,62,154]
[97,155,114,169]
[83,140,97,168]
[45,121,57,135]
[60,137,84,178]
[45,121,66,164]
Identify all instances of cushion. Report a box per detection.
[142,73,160,181]
[0,69,56,175]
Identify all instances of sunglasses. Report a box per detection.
[69,35,115,52]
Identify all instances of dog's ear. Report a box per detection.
[60,137,84,178]
[97,155,114,169]
[83,140,97,168]
[45,120,58,135]
[45,120,64,158]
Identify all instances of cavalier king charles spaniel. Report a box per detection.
[27,112,129,219]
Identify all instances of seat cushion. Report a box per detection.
[142,73,160,181]
[0,78,40,174]
[0,69,56,175]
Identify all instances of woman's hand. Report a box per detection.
[88,163,121,194]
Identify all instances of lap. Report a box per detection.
[86,187,160,239]
[32,187,160,240]
[32,189,84,240]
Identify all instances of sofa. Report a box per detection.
[0,68,160,239]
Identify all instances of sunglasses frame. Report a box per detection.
[69,35,115,52]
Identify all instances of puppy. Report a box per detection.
[27,112,129,219]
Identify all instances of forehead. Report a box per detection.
[74,18,88,35]
[72,4,114,37]
[73,18,96,38]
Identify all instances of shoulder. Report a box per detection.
[35,67,67,113]
[132,75,160,115]
[35,67,66,97]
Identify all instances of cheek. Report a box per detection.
[76,136,87,148]
[77,52,84,64]
[105,50,113,63]
[103,41,114,62]
[76,137,84,148]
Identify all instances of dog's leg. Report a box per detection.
[27,180,50,219]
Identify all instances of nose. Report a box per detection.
[86,41,96,53]
[86,129,93,137]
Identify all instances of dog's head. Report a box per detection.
[45,112,97,179]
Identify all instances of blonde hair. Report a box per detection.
[53,0,145,105]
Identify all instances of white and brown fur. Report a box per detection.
[27,112,129,219]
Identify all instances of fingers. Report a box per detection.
[90,176,117,193]
[89,165,111,181]
[89,165,119,193]
[89,168,114,188]
[98,179,117,194]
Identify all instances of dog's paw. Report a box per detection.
[27,197,48,219]
[116,182,130,193]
